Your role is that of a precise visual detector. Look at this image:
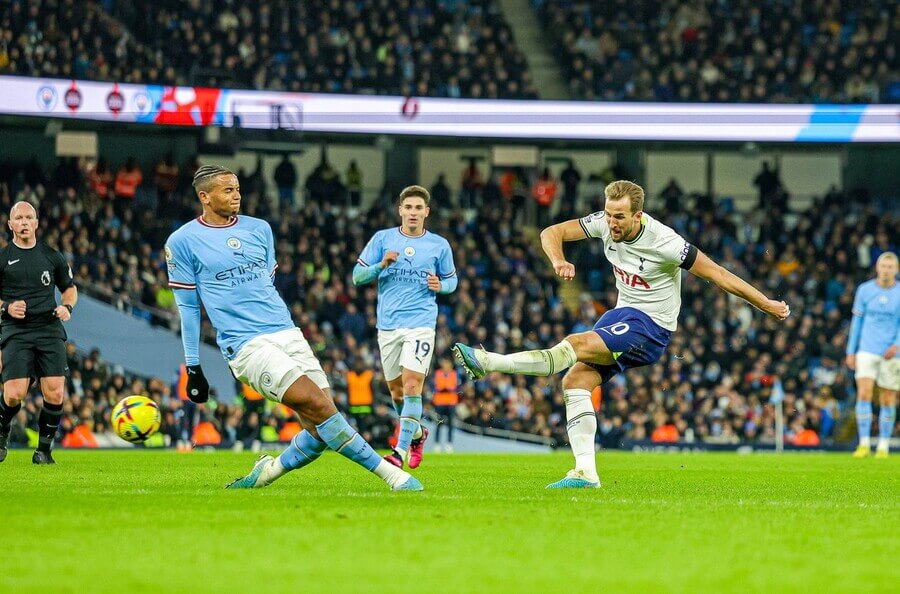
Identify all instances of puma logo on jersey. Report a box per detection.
[613,265,651,289]
[7,259,19,265]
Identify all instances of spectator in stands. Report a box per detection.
[460,158,484,209]
[660,179,684,213]
[274,155,298,212]
[153,153,179,216]
[531,167,558,227]
[431,173,452,209]
[345,160,362,207]
[753,162,782,210]
[113,157,142,216]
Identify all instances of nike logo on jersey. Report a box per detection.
[7,259,19,265]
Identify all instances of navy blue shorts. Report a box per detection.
[586,307,672,384]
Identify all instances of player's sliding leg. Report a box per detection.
[227,419,328,489]
[385,370,428,469]
[453,331,612,380]
[875,388,897,458]
[853,377,875,458]
[229,376,421,491]
[547,363,602,489]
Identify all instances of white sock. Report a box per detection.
[860,436,871,448]
[413,426,423,440]
[481,340,577,376]
[372,459,410,488]
[260,457,287,486]
[564,389,598,478]
[877,437,889,451]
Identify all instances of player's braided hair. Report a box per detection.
[192,165,235,193]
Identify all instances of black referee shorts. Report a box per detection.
[1,330,68,383]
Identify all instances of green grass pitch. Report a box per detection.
[2,450,898,594]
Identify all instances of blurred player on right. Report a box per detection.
[846,252,899,459]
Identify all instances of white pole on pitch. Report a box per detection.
[775,401,784,453]
[772,378,785,454]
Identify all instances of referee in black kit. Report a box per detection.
[0,202,77,464]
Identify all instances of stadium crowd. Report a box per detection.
[535,0,899,103]
[0,154,896,450]
[1,0,537,99]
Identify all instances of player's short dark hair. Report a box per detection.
[398,185,430,206]
[192,165,235,194]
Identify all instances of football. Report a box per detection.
[112,395,162,444]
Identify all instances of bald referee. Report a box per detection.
[0,202,77,464]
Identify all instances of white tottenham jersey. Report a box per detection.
[579,211,697,331]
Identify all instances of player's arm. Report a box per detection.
[352,233,397,285]
[688,250,790,320]
[845,287,866,369]
[539,219,588,281]
[428,241,458,294]
[166,238,209,402]
[52,252,77,322]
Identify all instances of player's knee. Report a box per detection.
[401,372,425,396]
[561,367,594,391]
[43,389,64,405]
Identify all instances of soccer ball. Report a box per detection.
[112,395,162,444]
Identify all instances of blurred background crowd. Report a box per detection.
[0,152,895,451]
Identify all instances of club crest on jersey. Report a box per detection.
[41,270,51,286]
[227,237,242,250]
[404,247,416,257]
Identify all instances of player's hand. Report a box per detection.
[845,354,856,370]
[763,299,790,320]
[380,251,400,269]
[185,365,210,403]
[7,300,26,319]
[884,345,898,360]
[553,260,576,281]
[53,305,71,322]
[427,274,442,292]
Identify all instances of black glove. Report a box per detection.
[185,365,210,403]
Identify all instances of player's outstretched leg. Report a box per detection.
[875,391,896,459]
[316,412,422,491]
[453,338,580,380]
[547,364,601,489]
[853,398,873,458]
[227,430,327,489]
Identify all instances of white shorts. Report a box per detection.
[378,328,436,381]
[228,328,329,402]
[855,352,900,391]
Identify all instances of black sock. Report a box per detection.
[37,401,63,452]
[0,394,21,432]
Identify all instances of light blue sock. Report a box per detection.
[316,412,382,472]
[878,405,896,441]
[278,430,327,471]
[856,400,873,444]
[396,395,423,454]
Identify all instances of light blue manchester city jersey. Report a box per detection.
[166,216,294,359]
[847,279,900,356]
[357,228,456,330]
